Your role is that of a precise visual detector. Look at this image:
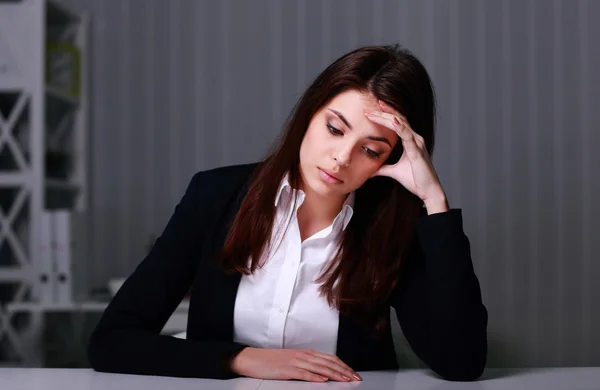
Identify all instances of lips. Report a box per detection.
[320,168,342,182]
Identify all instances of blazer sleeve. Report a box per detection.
[389,209,488,381]
[87,171,248,379]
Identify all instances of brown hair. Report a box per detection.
[219,44,436,330]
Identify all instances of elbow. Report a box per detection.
[441,305,488,381]
[437,354,486,382]
[432,332,488,381]
[87,329,118,373]
[87,331,106,372]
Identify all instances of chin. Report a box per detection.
[309,173,333,194]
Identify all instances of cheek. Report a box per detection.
[307,127,330,151]
[300,127,321,159]
[312,125,328,140]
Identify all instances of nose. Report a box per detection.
[334,142,353,167]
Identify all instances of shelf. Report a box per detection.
[7,300,190,313]
[45,178,80,191]
[0,172,29,185]
[0,266,31,282]
[7,301,190,334]
[46,86,79,107]
[46,0,79,25]
[7,301,189,334]
[0,81,24,91]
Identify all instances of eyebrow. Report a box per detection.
[327,108,393,148]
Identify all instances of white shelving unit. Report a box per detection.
[7,301,191,335]
[0,0,89,365]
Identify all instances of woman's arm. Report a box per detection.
[87,171,248,379]
[389,209,488,381]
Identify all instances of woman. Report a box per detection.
[88,45,488,383]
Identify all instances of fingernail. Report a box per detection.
[353,374,362,381]
[321,376,329,381]
[341,375,350,381]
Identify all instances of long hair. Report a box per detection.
[219,44,436,331]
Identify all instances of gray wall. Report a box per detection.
[63,0,600,368]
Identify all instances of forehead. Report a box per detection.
[323,90,398,142]
[326,90,379,111]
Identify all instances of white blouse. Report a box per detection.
[233,173,355,355]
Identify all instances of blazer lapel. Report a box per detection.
[201,171,253,342]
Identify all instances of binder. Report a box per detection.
[38,211,55,303]
[52,210,87,303]
[52,210,72,304]
[36,209,88,304]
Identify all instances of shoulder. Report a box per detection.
[193,162,260,185]
[187,162,261,201]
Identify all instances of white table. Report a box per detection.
[1,367,599,390]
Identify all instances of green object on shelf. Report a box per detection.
[45,42,81,97]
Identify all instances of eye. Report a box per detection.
[326,123,343,135]
[363,147,382,159]
[328,122,382,159]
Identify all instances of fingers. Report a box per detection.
[378,99,396,115]
[305,350,362,381]
[365,112,420,156]
[294,359,352,382]
[364,110,426,162]
[290,350,361,382]
[291,368,329,382]
[368,101,426,145]
[364,109,413,142]
[377,100,420,141]
[392,116,416,141]
[311,356,358,381]
[377,100,411,129]
[309,350,362,380]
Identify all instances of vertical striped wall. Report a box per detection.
[62,0,600,368]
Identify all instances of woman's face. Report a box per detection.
[299,90,399,199]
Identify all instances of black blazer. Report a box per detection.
[87,162,488,381]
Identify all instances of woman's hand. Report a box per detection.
[364,100,449,214]
[230,347,362,382]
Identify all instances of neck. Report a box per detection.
[297,185,347,228]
